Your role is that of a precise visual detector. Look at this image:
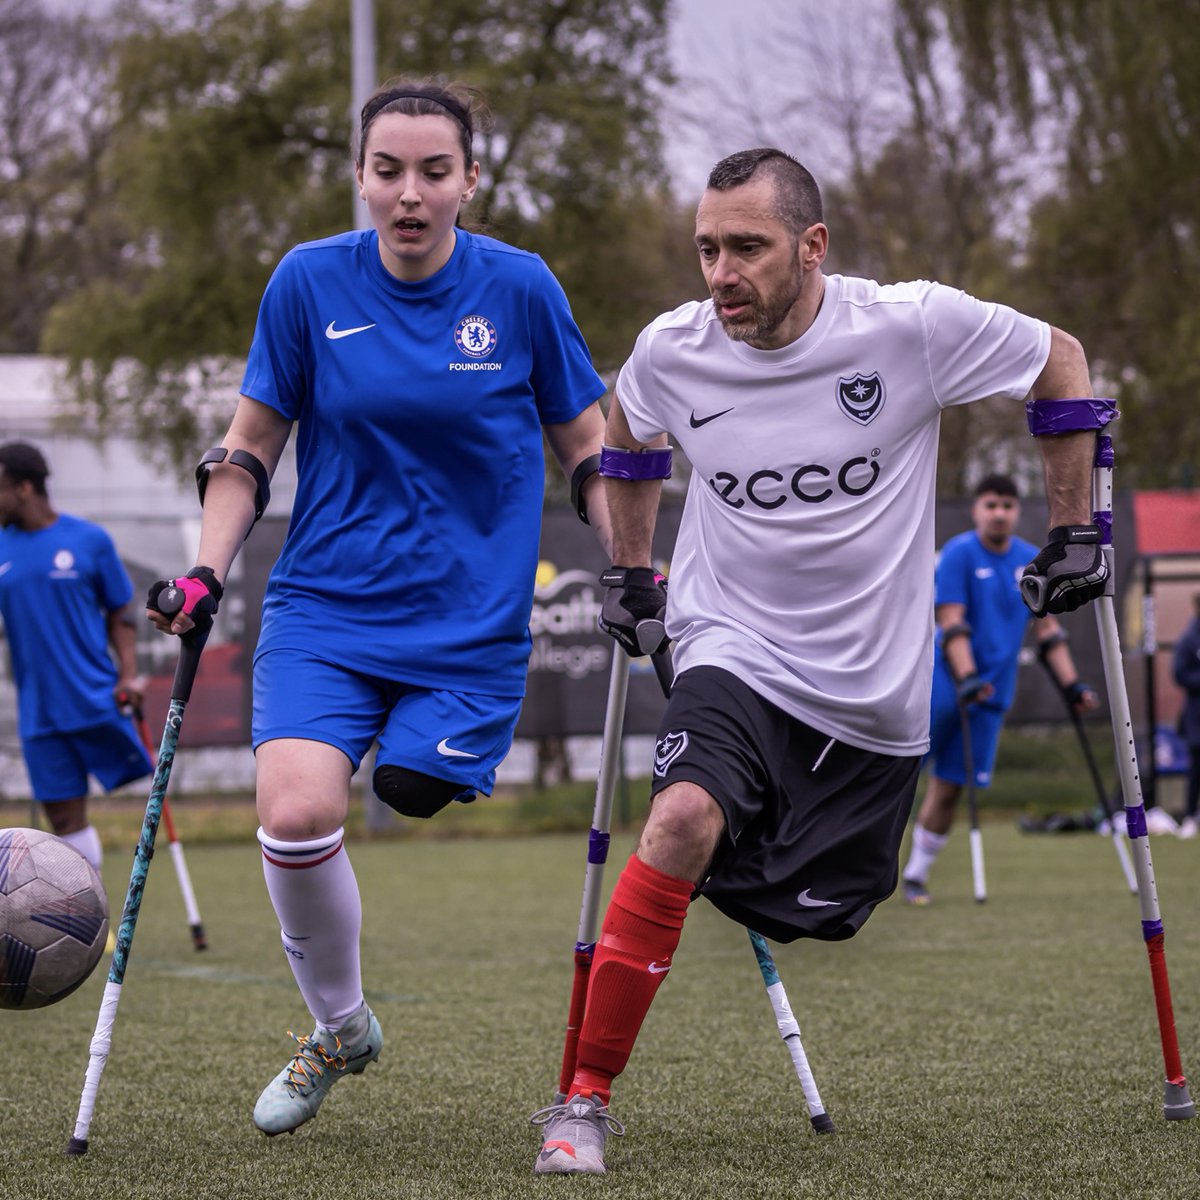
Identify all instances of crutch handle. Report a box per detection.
[635,617,667,656]
[150,586,213,703]
[1019,573,1049,614]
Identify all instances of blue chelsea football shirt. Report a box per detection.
[241,227,605,696]
[932,529,1040,711]
[0,514,133,737]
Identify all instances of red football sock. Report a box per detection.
[571,854,693,1104]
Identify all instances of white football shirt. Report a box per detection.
[616,274,1050,754]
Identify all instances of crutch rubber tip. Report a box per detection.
[1163,1080,1196,1120]
[810,1113,835,1134]
[64,1137,89,1156]
[191,924,208,951]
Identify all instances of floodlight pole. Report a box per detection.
[351,0,376,230]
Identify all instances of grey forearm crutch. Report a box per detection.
[958,700,987,902]
[1023,429,1194,1121]
[554,647,632,1103]
[66,591,211,1155]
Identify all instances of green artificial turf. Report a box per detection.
[4,822,1199,1199]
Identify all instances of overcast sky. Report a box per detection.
[663,0,905,201]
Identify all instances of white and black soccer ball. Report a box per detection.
[0,828,110,1010]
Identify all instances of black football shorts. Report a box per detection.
[649,666,920,943]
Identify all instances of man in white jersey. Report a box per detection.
[532,148,1110,1174]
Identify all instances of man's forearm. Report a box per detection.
[607,477,663,566]
[1039,430,1097,528]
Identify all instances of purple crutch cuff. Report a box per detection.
[1025,398,1118,436]
[599,444,673,481]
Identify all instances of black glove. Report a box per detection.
[1020,526,1108,617]
[1061,680,1097,710]
[147,566,223,628]
[955,673,990,706]
[598,566,668,657]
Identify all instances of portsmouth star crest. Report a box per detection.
[836,372,886,425]
[653,730,689,778]
[454,314,498,359]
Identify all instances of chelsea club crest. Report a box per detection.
[454,314,498,359]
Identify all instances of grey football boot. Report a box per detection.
[531,1090,625,1174]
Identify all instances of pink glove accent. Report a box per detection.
[171,575,217,616]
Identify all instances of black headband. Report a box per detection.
[361,89,472,138]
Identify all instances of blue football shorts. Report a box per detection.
[252,647,522,794]
[926,668,1006,787]
[22,715,154,803]
[648,666,921,944]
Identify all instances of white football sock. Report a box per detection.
[257,826,364,1029]
[60,824,103,870]
[903,823,949,884]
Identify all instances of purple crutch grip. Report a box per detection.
[587,828,611,864]
[1026,398,1118,436]
[1126,806,1149,839]
[599,444,673,481]
[1094,512,1113,545]
[1095,434,1115,468]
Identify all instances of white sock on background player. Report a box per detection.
[60,824,103,870]
[903,823,948,883]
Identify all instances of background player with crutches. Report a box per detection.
[902,475,1099,906]
[0,442,153,878]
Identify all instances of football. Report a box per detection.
[0,827,110,1010]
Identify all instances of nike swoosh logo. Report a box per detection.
[437,738,480,759]
[647,961,671,974]
[325,321,377,340]
[796,889,841,908]
[689,407,734,428]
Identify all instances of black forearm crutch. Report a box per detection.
[1023,431,1194,1121]
[1034,654,1137,893]
[66,591,211,1155]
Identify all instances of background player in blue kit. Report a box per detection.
[0,441,152,872]
[901,474,1097,904]
[147,77,611,1136]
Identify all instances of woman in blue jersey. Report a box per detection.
[147,77,610,1136]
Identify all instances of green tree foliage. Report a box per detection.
[36,0,692,469]
[0,1,124,354]
[896,0,1200,487]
